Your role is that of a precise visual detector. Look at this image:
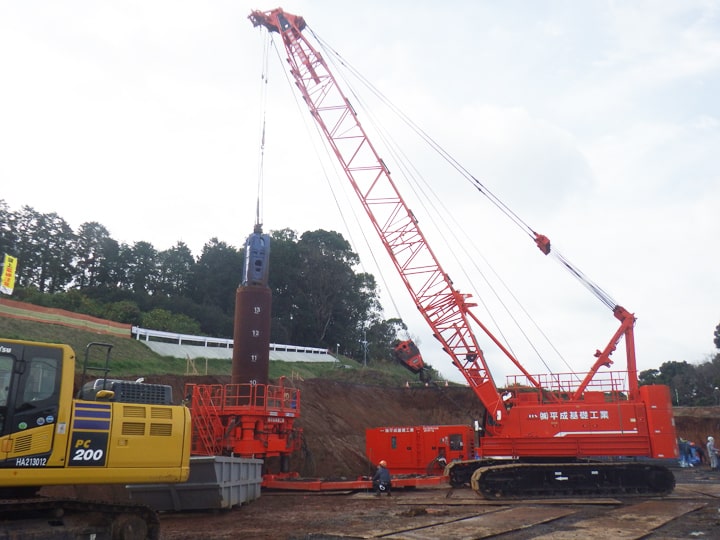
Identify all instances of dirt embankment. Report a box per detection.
[671,406,720,449]
[144,374,483,478]
[291,378,485,477]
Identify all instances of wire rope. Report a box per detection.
[255,32,272,228]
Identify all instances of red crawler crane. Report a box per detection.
[249,8,678,498]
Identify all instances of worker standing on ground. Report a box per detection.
[678,438,692,467]
[707,436,718,470]
[372,460,392,496]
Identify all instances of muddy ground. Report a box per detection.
[156,467,720,540]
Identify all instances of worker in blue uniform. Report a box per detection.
[372,460,392,496]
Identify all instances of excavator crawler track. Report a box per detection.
[0,497,160,539]
[471,462,676,500]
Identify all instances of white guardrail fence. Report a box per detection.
[131,326,333,362]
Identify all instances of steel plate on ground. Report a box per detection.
[531,500,707,540]
[381,505,576,539]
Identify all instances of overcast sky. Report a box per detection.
[1,1,719,387]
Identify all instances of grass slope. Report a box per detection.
[0,317,420,385]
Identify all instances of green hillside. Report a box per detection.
[0,317,426,385]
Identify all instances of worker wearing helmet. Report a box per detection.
[372,460,392,496]
[707,436,718,470]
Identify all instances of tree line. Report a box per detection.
[638,327,720,407]
[3,200,720,401]
[0,200,405,364]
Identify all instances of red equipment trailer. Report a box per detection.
[262,474,446,492]
[249,7,678,499]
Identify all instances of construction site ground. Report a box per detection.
[49,376,720,539]
[157,467,720,539]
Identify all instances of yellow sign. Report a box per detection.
[1,254,17,295]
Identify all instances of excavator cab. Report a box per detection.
[0,338,191,488]
[0,343,62,460]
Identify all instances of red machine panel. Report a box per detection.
[366,425,475,475]
[640,384,677,459]
[186,381,301,466]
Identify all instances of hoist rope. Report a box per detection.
[255,32,271,228]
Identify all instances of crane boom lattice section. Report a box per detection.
[250,8,507,423]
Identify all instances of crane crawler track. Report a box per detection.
[470,462,676,500]
[0,497,160,539]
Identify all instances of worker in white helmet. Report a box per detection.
[707,436,718,470]
[372,459,392,496]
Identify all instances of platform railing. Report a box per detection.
[505,370,630,401]
[186,382,301,415]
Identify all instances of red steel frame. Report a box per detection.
[186,380,301,458]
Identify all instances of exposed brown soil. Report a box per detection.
[671,405,720,448]
[284,377,485,478]
[162,374,485,477]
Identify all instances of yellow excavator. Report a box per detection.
[0,338,192,539]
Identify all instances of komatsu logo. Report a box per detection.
[0,345,11,353]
